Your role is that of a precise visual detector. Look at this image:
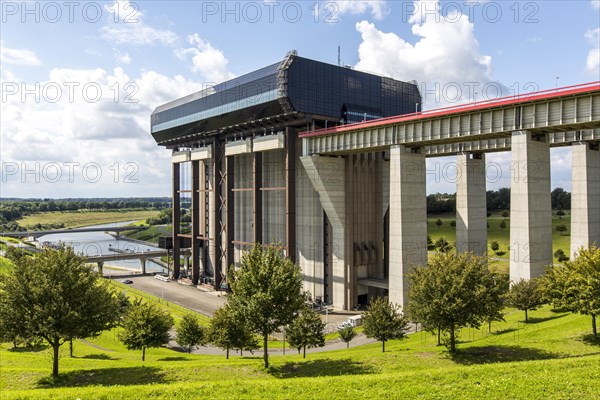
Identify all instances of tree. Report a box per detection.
[501,210,509,218]
[435,219,443,228]
[286,306,326,357]
[0,246,119,378]
[407,252,507,352]
[434,237,452,253]
[483,274,510,332]
[554,249,569,262]
[227,242,304,368]
[119,299,174,361]
[499,220,507,231]
[208,304,259,359]
[175,314,206,353]
[490,241,500,254]
[541,246,600,336]
[450,220,456,228]
[427,235,434,250]
[506,279,544,322]
[556,224,568,236]
[338,326,357,348]
[556,210,565,219]
[362,297,409,352]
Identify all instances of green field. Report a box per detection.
[16,210,159,229]
[1,284,598,400]
[428,212,572,266]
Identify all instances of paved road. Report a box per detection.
[112,275,226,317]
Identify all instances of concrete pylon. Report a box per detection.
[300,155,349,310]
[509,131,552,281]
[97,261,104,276]
[570,143,600,259]
[455,153,487,255]
[140,258,147,274]
[388,145,427,308]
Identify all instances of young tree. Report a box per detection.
[119,299,174,361]
[499,220,507,231]
[501,210,510,218]
[434,237,452,253]
[338,326,357,348]
[0,246,120,378]
[208,304,258,359]
[541,246,600,336]
[490,241,500,254]
[483,273,510,332]
[556,224,568,236]
[556,210,565,219]
[450,220,456,228]
[554,249,569,262]
[435,219,443,228]
[227,243,304,368]
[286,307,326,358]
[427,235,434,250]
[506,279,544,322]
[175,314,206,353]
[407,252,507,352]
[362,297,409,352]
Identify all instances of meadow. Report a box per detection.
[1,283,598,400]
[16,210,158,229]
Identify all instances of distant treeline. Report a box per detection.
[0,198,170,232]
[427,187,571,214]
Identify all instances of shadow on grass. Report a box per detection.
[80,354,119,361]
[525,314,568,324]
[158,356,193,362]
[8,344,49,353]
[581,334,600,347]
[491,328,518,335]
[269,358,377,379]
[37,366,168,388]
[449,345,558,365]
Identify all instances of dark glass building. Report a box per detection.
[151,51,420,145]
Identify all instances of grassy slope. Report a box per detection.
[16,210,158,229]
[1,303,598,399]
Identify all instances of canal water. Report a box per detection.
[37,221,166,273]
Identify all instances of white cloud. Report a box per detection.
[100,1,177,46]
[113,49,132,64]
[334,1,388,20]
[354,0,500,108]
[585,28,599,75]
[0,41,42,66]
[0,66,203,197]
[175,34,235,84]
[592,0,600,10]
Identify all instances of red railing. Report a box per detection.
[299,81,600,138]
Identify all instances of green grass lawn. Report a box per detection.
[429,212,572,261]
[1,300,598,399]
[16,210,159,229]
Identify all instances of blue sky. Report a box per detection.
[1,0,599,198]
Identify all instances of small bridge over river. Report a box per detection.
[87,249,191,275]
[0,226,147,240]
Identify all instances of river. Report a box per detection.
[36,221,167,273]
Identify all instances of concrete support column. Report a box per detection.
[389,145,427,308]
[191,160,201,285]
[301,155,349,310]
[97,261,104,276]
[570,143,600,258]
[509,131,552,281]
[172,162,181,279]
[253,152,263,243]
[286,127,297,261]
[456,153,488,255]
[140,258,146,274]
